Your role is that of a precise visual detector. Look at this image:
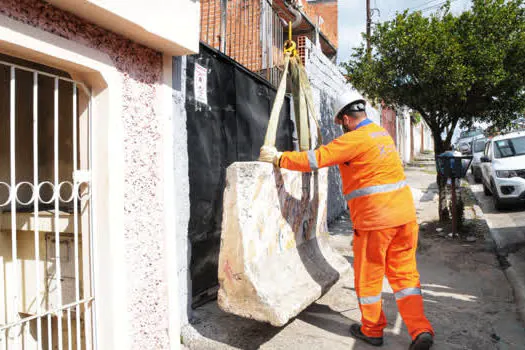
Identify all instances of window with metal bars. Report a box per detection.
[0,54,95,350]
[199,0,286,87]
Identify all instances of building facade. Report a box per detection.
[0,0,199,349]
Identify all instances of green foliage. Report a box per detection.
[342,0,525,152]
[411,111,422,125]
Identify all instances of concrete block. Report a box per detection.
[218,162,350,327]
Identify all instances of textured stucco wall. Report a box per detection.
[0,1,169,349]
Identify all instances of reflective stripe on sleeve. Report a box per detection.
[307,150,318,171]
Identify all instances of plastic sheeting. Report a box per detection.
[185,44,294,302]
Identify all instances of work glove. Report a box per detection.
[259,146,282,167]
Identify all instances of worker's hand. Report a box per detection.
[259,146,282,167]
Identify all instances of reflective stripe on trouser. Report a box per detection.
[353,221,434,339]
[356,293,387,338]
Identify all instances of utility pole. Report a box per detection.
[366,0,371,55]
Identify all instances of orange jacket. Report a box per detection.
[279,120,416,230]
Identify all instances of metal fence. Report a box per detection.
[200,0,286,86]
[0,59,95,350]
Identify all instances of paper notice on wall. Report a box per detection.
[194,63,208,105]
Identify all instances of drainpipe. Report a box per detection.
[220,0,227,52]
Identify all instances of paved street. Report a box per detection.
[467,173,525,283]
[467,173,525,325]
[182,157,525,349]
[467,174,525,250]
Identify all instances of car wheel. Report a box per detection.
[493,190,504,210]
[474,169,482,183]
[483,181,491,196]
[491,182,506,211]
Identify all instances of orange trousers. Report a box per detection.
[353,220,434,340]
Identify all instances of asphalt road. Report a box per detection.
[467,172,525,323]
[467,173,525,250]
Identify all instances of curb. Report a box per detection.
[465,186,525,325]
[503,259,525,324]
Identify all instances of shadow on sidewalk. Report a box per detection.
[187,210,525,349]
[297,303,411,349]
[420,182,439,202]
[189,301,281,349]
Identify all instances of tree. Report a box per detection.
[342,0,525,221]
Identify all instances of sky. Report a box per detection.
[337,0,473,63]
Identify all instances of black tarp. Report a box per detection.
[185,44,294,304]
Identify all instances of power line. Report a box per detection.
[380,0,445,21]
[378,0,468,23]
[408,0,461,14]
[420,0,460,13]
[420,2,448,13]
[411,0,445,11]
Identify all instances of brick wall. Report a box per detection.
[381,104,398,142]
[301,0,338,48]
[199,0,338,85]
[200,0,263,72]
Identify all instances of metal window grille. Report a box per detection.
[200,0,285,86]
[0,58,95,350]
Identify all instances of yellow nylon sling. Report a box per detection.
[263,25,322,152]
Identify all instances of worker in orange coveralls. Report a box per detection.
[259,91,434,349]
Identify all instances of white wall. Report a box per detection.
[413,123,422,156]
[172,57,192,329]
[395,107,412,164]
[396,106,434,162]
[48,0,200,55]
[0,8,188,348]
[366,104,381,125]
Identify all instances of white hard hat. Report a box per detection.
[333,90,367,120]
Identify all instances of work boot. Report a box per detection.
[409,332,433,350]
[349,323,383,347]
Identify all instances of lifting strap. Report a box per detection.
[263,23,322,152]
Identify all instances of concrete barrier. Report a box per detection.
[218,162,350,327]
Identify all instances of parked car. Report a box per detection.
[470,135,488,183]
[456,129,484,154]
[480,131,525,210]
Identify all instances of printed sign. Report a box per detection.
[194,63,208,105]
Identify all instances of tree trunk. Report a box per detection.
[437,173,449,222]
[432,131,450,222]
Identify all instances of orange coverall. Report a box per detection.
[279,120,434,340]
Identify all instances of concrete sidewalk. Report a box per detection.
[182,156,525,349]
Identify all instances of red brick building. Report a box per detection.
[302,0,338,47]
[200,0,338,85]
